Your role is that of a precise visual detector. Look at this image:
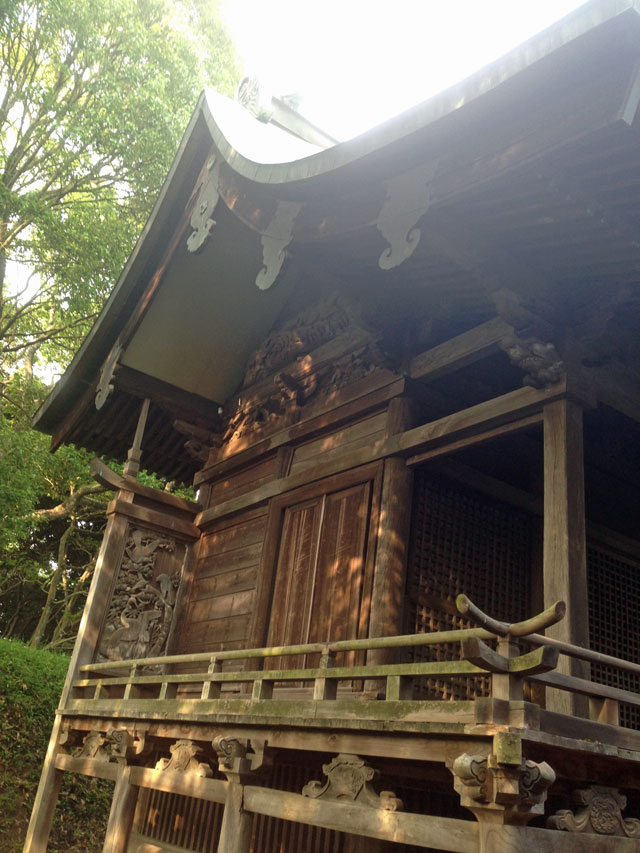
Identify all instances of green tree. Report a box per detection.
[0,0,237,371]
[0,0,238,647]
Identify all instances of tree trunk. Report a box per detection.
[30,521,73,648]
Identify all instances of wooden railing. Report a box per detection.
[69,596,640,730]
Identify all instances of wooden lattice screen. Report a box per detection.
[405,469,533,700]
[587,542,640,729]
[135,760,346,852]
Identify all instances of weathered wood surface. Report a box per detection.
[55,753,120,781]
[90,458,200,514]
[543,399,590,716]
[243,786,478,852]
[177,508,268,655]
[102,766,138,853]
[368,398,414,669]
[409,316,512,381]
[195,375,406,485]
[478,821,640,852]
[217,782,251,853]
[24,505,133,853]
[128,767,226,802]
[196,381,569,526]
[65,696,476,728]
[107,498,200,539]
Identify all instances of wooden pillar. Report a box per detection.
[102,766,138,853]
[217,781,252,853]
[21,714,64,853]
[368,397,415,668]
[23,508,130,853]
[543,398,590,716]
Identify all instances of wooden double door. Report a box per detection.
[266,471,380,669]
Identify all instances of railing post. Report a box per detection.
[491,637,522,703]
[252,678,273,700]
[123,664,139,700]
[386,674,414,701]
[314,646,337,700]
[201,656,221,700]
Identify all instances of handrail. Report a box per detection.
[457,593,640,677]
[456,594,566,637]
[80,626,495,673]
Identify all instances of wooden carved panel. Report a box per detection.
[97,527,185,663]
[220,294,392,448]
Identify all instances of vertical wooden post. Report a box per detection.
[543,398,590,716]
[21,714,64,853]
[24,507,130,853]
[123,397,150,479]
[217,781,252,853]
[368,397,415,669]
[102,766,138,853]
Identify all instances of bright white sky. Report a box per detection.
[222,0,588,140]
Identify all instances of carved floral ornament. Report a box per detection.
[72,728,143,764]
[97,527,179,664]
[302,754,402,811]
[548,787,640,837]
[156,740,213,778]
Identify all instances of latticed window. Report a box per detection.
[588,543,640,729]
[406,469,533,700]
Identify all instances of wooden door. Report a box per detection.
[267,481,373,670]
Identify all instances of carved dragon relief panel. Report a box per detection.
[96,527,183,664]
[221,294,393,446]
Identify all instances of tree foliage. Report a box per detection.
[0,638,112,850]
[0,0,238,648]
[1,0,237,368]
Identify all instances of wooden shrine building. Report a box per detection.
[25,1,640,850]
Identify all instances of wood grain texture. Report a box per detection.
[543,399,590,717]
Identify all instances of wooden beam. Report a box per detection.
[55,754,120,781]
[407,412,542,466]
[195,375,406,485]
[128,767,226,802]
[543,399,590,717]
[114,365,221,424]
[196,382,568,527]
[243,786,478,853]
[107,498,200,540]
[50,380,96,452]
[409,316,512,381]
[90,458,200,514]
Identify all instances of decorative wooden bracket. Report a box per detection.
[377,162,437,270]
[548,787,640,837]
[212,736,268,783]
[186,157,220,253]
[72,728,139,765]
[95,342,123,410]
[155,739,213,777]
[452,751,555,826]
[462,637,558,677]
[255,199,302,290]
[302,754,402,811]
